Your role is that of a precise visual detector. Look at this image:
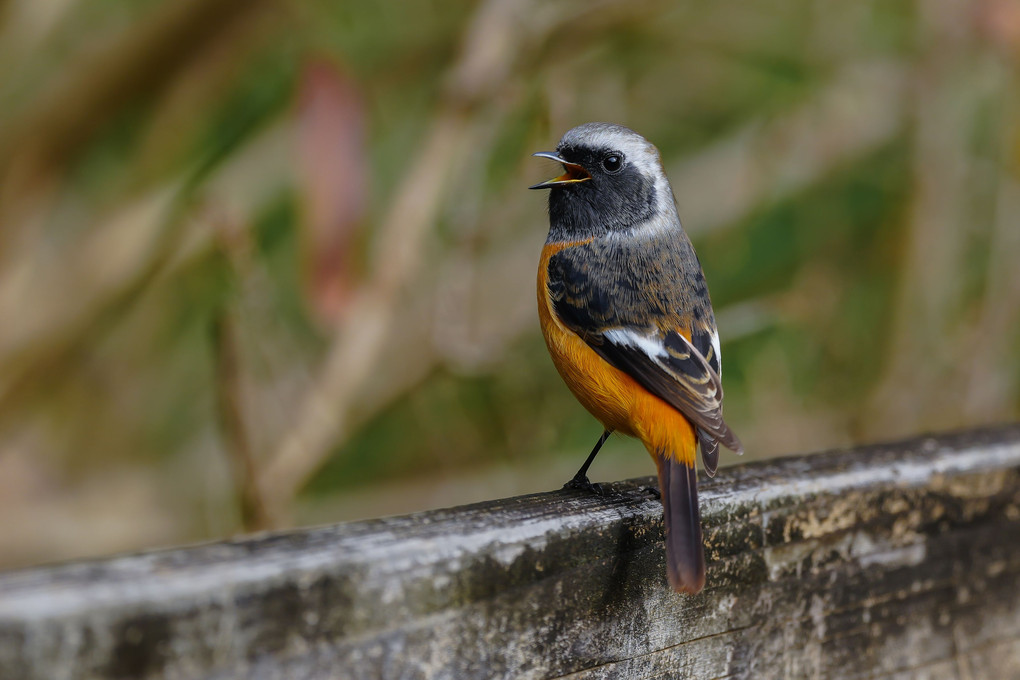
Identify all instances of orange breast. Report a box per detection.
[537,242,696,464]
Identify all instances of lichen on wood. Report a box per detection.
[0,425,1018,679]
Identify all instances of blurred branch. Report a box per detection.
[0,112,295,428]
[258,109,469,516]
[673,61,908,235]
[258,0,657,516]
[133,7,282,186]
[214,310,274,531]
[212,216,274,532]
[0,0,76,63]
[963,112,1020,420]
[0,186,184,417]
[0,2,284,414]
[960,1,1020,419]
[865,1,991,438]
[0,0,275,240]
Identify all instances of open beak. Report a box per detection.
[528,151,591,190]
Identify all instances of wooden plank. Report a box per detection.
[0,425,1018,679]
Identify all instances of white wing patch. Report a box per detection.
[711,329,722,377]
[603,328,668,360]
[597,324,739,451]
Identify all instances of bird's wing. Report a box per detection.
[592,326,742,454]
[548,244,743,456]
[690,324,724,475]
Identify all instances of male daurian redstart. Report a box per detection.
[530,123,743,594]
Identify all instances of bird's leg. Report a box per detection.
[563,429,611,495]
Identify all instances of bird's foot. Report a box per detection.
[641,486,661,500]
[563,474,605,496]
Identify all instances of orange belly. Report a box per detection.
[537,242,696,464]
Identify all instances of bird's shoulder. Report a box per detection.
[547,232,711,329]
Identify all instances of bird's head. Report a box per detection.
[530,123,673,239]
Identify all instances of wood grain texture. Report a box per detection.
[1,425,1019,679]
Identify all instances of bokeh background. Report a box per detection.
[0,0,1018,570]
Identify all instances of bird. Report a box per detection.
[529,122,743,594]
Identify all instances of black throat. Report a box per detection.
[546,163,659,243]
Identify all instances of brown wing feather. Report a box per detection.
[592,331,743,454]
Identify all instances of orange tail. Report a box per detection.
[656,454,705,594]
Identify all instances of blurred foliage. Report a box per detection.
[0,0,1017,568]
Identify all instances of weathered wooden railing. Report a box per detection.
[1,425,1019,679]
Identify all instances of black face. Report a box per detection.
[547,145,658,241]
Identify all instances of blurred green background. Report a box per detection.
[0,0,1018,569]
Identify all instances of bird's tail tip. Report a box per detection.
[656,454,706,595]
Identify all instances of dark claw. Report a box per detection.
[642,486,662,500]
[563,475,605,496]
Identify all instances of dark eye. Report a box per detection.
[602,154,623,173]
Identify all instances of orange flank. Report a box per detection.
[537,241,697,466]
